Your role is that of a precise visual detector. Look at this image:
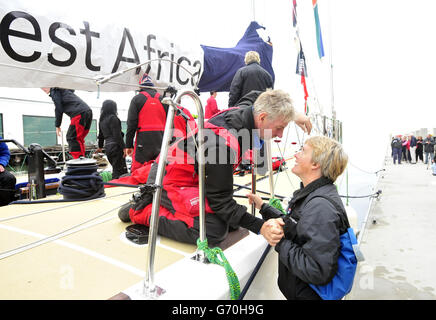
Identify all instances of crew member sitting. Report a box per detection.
[119,89,312,246]
[0,137,17,206]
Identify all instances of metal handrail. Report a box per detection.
[266,140,274,198]
[143,90,206,298]
[94,58,200,91]
[175,91,206,247]
[92,59,204,299]
[251,148,257,215]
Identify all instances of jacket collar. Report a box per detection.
[288,176,334,209]
[227,105,256,132]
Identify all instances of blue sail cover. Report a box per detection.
[198,21,275,92]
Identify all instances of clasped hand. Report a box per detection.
[260,218,284,247]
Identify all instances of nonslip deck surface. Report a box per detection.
[0,144,299,299]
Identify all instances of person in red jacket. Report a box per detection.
[120,89,312,246]
[204,91,220,119]
[124,74,196,173]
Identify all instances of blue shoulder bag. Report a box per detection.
[308,195,364,300]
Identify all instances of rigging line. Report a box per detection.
[294,123,302,146]
[273,142,296,191]
[0,62,94,80]
[275,120,292,166]
[291,6,326,118]
[0,190,136,223]
[233,166,282,194]
[0,203,124,261]
[311,114,324,135]
[271,127,295,195]
[0,58,199,90]
[94,58,200,89]
[339,190,382,199]
[328,0,335,117]
[294,27,326,118]
[233,183,285,199]
[267,124,291,196]
[348,161,385,175]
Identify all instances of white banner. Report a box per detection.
[0,2,204,92]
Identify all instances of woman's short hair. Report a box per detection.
[253,89,295,123]
[244,51,260,65]
[306,136,348,182]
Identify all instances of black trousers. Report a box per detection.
[0,170,16,206]
[106,144,127,180]
[416,148,423,162]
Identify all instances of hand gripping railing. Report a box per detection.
[143,90,206,298]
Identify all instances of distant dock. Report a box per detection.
[348,151,436,299]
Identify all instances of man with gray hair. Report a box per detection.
[228,50,274,107]
[121,89,311,246]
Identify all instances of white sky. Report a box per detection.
[331,0,436,132]
[4,0,436,169]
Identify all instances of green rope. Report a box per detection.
[269,197,286,214]
[196,238,240,300]
[99,171,112,183]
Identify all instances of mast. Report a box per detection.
[328,0,336,122]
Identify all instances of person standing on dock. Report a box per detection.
[0,137,16,206]
[409,134,417,164]
[415,136,424,163]
[96,100,128,180]
[42,87,93,159]
[423,134,435,164]
[401,135,410,163]
[391,135,402,164]
[247,136,350,300]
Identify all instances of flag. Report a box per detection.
[296,43,308,77]
[301,72,309,114]
[313,0,325,59]
[296,43,309,114]
[292,0,297,27]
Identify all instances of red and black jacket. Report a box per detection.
[129,105,264,236]
[125,88,195,172]
[200,106,264,232]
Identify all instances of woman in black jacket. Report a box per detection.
[415,136,423,163]
[248,136,349,300]
[97,100,127,179]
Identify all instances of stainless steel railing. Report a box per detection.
[143,90,206,298]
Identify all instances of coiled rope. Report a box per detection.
[99,171,112,183]
[58,164,105,200]
[196,238,241,300]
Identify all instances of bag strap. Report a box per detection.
[307,195,350,234]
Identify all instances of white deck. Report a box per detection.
[0,158,297,300]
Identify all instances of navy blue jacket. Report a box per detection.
[0,136,10,168]
[260,177,344,300]
[228,62,273,107]
[49,88,91,127]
